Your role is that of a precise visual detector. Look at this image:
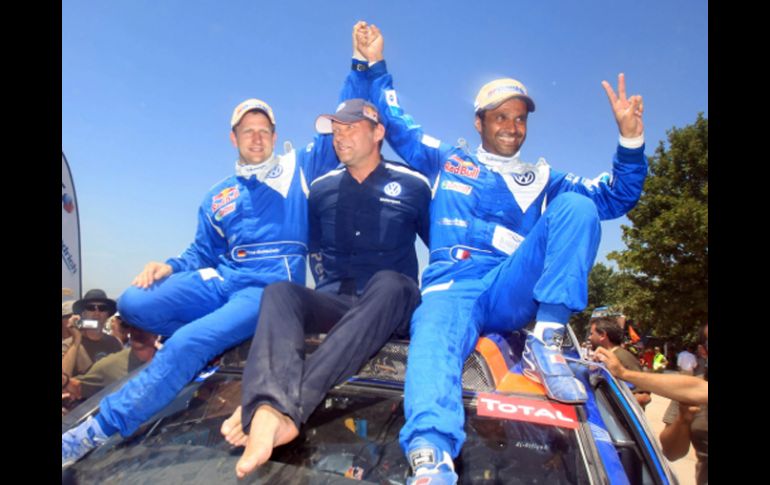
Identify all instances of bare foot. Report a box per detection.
[220,406,248,447]
[235,405,299,478]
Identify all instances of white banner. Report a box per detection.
[62,152,81,300]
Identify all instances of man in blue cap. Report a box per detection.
[220,93,430,477]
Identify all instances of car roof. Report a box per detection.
[64,326,677,484]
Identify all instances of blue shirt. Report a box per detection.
[308,159,431,294]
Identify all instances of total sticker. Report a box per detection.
[476,393,579,429]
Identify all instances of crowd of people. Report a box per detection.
[61,20,706,485]
[62,289,160,415]
[586,316,709,484]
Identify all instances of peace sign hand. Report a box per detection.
[602,73,644,138]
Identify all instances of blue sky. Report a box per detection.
[63,0,708,300]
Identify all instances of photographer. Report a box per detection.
[70,289,122,365]
[62,301,92,378]
[64,326,158,404]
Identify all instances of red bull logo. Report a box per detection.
[214,202,236,221]
[212,186,240,212]
[444,155,480,179]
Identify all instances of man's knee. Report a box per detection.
[161,325,229,365]
[117,286,152,326]
[263,280,302,299]
[365,270,420,300]
[549,192,600,224]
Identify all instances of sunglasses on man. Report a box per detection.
[85,304,110,312]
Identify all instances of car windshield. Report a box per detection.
[64,331,673,485]
[67,372,592,484]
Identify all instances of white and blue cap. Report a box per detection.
[231,98,276,128]
[315,98,380,134]
[474,78,535,113]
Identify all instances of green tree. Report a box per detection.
[569,262,622,340]
[608,114,708,342]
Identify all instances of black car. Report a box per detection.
[62,325,679,484]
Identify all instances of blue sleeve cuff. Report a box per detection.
[367,59,387,77]
[165,258,182,274]
[351,58,368,72]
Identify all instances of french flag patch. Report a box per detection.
[455,249,471,260]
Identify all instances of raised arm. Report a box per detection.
[299,22,380,182]
[548,73,648,220]
[593,347,708,404]
[353,22,449,181]
[62,317,85,377]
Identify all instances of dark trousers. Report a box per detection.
[240,270,421,431]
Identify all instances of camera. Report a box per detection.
[79,319,99,330]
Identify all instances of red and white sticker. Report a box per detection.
[476,393,579,430]
[551,353,567,365]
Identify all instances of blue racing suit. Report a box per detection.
[98,67,371,438]
[364,60,648,457]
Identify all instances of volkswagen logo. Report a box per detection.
[267,165,284,178]
[384,182,402,197]
[513,171,536,186]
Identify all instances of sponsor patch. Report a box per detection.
[421,134,441,148]
[379,197,402,205]
[513,171,536,186]
[233,246,280,261]
[440,180,473,195]
[491,225,524,255]
[550,353,567,365]
[487,83,526,98]
[454,248,471,260]
[476,393,579,429]
[438,217,468,228]
[307,252,324,279]
[384,181,402,197]
[212,186,240,212]
[385,89,400,107]
[581,172,611,189]
[267,164,284,178]
[214,202,236,221]
[198,268,223,281]
[444,155,480,179]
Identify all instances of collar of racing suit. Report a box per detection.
[476,145,531,174]
[476,145,550,214]
[234,154,280,182]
